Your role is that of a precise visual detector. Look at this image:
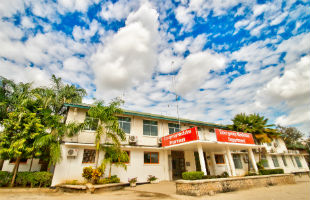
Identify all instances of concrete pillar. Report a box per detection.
[210,152,217,175]
[226,146,236,176]
[224,154,232,176]
[163,150,170,180]
[248,148,258,173]
[197,143,207,175]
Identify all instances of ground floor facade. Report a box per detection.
[49,141,309,186]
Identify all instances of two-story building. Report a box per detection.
[1,103,309,185]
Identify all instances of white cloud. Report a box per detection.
[100,0,138,21]
[91,2,159,92]
[256,55,310,131]
[175,50,226,95]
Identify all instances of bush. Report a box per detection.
[259,169,284,175]
[97,175,120,184]
[202,172,229,179]
[245,172,258,176]
[147,175,158,182]
[82,166,93,182]
[0,171,52,187]
[182,171,204,180]
[0,171,12,187]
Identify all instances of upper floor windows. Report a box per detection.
[168,123,180,135]
[118,117,131,134]
[143,120,158,136]
[84,114,98,131]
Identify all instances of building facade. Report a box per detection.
[2,103,309,185]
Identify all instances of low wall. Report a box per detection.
[176,174,295,196]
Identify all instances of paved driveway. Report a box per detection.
[0,180,309,200]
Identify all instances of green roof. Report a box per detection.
[64,103,225,128]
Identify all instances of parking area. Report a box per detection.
[0,180,309,200]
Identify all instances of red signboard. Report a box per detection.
[161,127,199,147]
[215,129,255,144]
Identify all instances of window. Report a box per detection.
[118,117,131,134]
[215,154,225,164]
[261,155,269,168]
[281,155,287,167]
[168,123,180,134]
[82,149,96,163]
[233,154,243,169]
[143,120,158,136]
[294,156,302,168]
[272,155,279,167]
[9,158,27,164]
[290,156,295,167]
[144,152,159,164]
[84,114,98,131]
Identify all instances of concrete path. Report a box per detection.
[0,180,309,200]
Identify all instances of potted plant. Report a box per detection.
[128,177,137,187]
[147,175,159,184]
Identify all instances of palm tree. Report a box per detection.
[100,145,129,178]
[228,113,280,164]
[87,99,126,168]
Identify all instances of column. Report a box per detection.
[226,146,236,176]
[210,152,217,175]
[248,148,258,173]
[163,150,170,180]
[197,143,207,175]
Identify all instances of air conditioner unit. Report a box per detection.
[67,148,78,157]
[274,143,279,148]
[128,135,137,144]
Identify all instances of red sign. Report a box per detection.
[161,127,199,147]
[215,129,255,144]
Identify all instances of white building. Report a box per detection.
[2,103,309,185]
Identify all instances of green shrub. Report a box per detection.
[82,166,93,182]
[245,172,258,176]
[97,175,120,184]
[0,171,12,187]
[259,169,284,175]
[0,171,52,187]
[202,172,229,179]
[182,171,204,180]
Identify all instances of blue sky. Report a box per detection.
[0,0,309,134]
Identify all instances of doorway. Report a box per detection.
[171,151,185,180]
[194,152,210,175]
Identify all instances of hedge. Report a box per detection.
[259,169,284,175]
[0,171,12,187]
[182,171,204,180]
[0,171,53,187]
[203,172,229,179]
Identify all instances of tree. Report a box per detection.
[277,125,304,148]
[0,109,45,186]
[228,113,280,165]
[33,75,87,167]
[87,99,126,168]
[100,145,129,178]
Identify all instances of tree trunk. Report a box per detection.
[95,150,99,168]
[0,159,4,170]
[29,157,34,172]
[10,157,21,187]
[109,163,112,178]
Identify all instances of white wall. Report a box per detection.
[51,145,169,186]
[2,159,42,172]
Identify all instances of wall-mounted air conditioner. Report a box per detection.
[67,148,78,157]
[128,135,138,144]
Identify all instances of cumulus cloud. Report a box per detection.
[100,0,139,21]
[175,50,226,95]
[256,55,310,130]
[91,2,159,92]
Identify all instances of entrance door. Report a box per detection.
[194,152,210,175]
[171,151,185,180]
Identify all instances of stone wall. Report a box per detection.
[176,174,296,196]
